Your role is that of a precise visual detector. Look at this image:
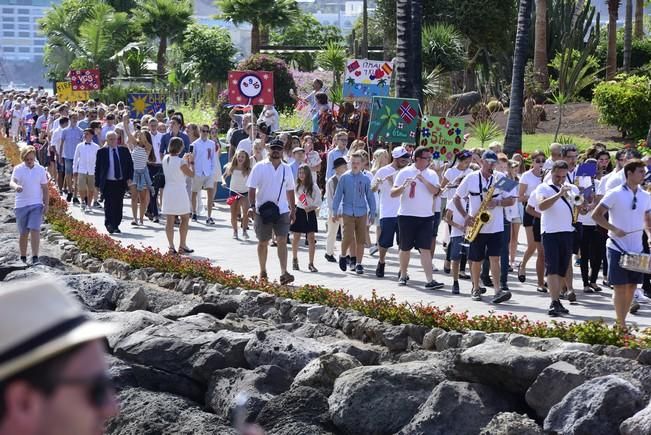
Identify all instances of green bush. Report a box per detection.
[592,75,651,139]
[595,30,651,70]
[237,54,297,112]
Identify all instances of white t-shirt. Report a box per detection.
[12,162,48,208]
[51,127,63,152]
[596,171,615,197]
[247,160,296,214]
[519,169,543,202]
[393,165,440,218]
[372,165,401,219]
[535,183,579,234]
[443,166,471,200]
[236,138,253,156]
[600,184,651,254]
[604,169,626,193]
[449,197,467,238]
[527,190,541,214]
[455,170,514,234]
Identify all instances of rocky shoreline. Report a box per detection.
[2,150,651,434]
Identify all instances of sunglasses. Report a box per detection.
[534,159,545,164]
[57,375,115,408]
[201,130,210,133]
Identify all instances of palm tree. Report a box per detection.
[395,0,423,104]
[606,0,622,79]
[216,0,299,54]
[533,0,549,89]
[134,0,193,77]
[624,0,632,72]
[504,0,533,155]
[634,0,644,38]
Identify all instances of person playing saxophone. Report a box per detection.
[453,150,517,303]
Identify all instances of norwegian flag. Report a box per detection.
[347,60,360,72]
[299,193,308,207]
[397,101,417,124]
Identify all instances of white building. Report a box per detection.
[0,0,49,62]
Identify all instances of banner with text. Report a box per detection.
[127,93,166,119]
[420,115,465,161]
[228,70,274,105]
[55,81,90,103]
[343,59,393,102]
[68,69,101,91]
[367,96,419,144]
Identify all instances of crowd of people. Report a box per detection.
[4,87,651,329]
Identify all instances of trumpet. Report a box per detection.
[566,192,584,206]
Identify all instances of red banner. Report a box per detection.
[228,70,274,105]
[68,69,101,91]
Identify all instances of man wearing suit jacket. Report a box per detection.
[94,131,133,234]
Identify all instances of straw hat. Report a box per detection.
[0,279,117,381]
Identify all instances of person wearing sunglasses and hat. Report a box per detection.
[0,279,119,435]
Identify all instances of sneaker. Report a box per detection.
[452,280,460,294]
[583,285,594,293]
[93,200,102,208]
[206,217,215,225]
[279,272,295,285]
[398,275,408,286]
[325,253,336,263]
[471,288,482,301]
[20,256,27,263]
[369,246,378,256]
[233,231,239,240]
[66,192,72,202]
[425,279,444,290]
[339,256,348,272]
[492,290,512,304]
[479,287,487,294]
[349,256,357,271]
[242,230,249,240]
[630,300,641,314]
[536,286,548,293]
[292,258,299,271]
[72,197,80,205]
[31,256,40,265]
[556,300,569,314]
[548,301,560,317]
[443,266,451,274]
[635,288,651,303]
[355,264,364,275]
[375,262,385,278]
[566,291,577,303]
[191,213,198,222]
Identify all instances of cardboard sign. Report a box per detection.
[419,115,465,161]
[367,96,419,144]
[55,81,90,103]
[228,70,274,105]
[68,69,101,91]
[343,59,393,102]
[127,93,166,119]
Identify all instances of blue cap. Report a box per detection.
[482,150,498,162]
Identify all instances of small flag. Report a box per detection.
[397,101,417,124]
[348,60,360,72]
[381,63,393,75]
[299,193,308,207]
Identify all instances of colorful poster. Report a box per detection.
[127,93,166,119]
[343,59,393,102]
[68,69,101,91]
[55,81,90,103]
[367,96,420,144]
[228,70,274,105]
[420,115,465,161]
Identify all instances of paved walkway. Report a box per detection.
[68,193,651,328]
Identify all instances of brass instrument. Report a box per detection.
[571,178,583,224]
[465,184,496,242]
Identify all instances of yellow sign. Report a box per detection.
[55,81,90,103]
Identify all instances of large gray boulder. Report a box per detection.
[479,412,543,435]
[244,328,331,375]
[205,365,293,423]
[328,361,445,435]
[256,386,335,434]
[60,273,121,310]
[105,388,237,435]
[291,353,361,394]
[92,310,170,349]
[396,381,519,435]
[544,375,645,434]
[454,342,553,394]
[621,399,651,435]
[525,361,585,419]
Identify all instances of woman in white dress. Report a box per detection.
[162,137,194,255]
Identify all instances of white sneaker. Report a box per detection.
[635,288,651,303]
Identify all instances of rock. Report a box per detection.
[422,328,445,350]
[329,361,445,435]
[544,375,644,435]
[621,399,651,435]
[91,310,171,349]
[638,349,651,365]
[455,342,553,394]
[159,301,236,320]
[525,361,585,419]
[0,261,28,281]
[244,328,330,375]
[448,91,481,115]
[479,412,543,435]
[60,273,121,310]
[101,258,132,280]
[462,331,487,348]
[265,422,336,435]
[116,286,148,311]
[330,340,382,365]
[256,386,334,433]
[436,331,463,350]
[206,365,293,423]
[396,381,519,435]
[291,353,361,394]
[307,305,326,322]
[293,322,347,340]
[105,388,236,435]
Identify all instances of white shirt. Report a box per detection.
[150,132,163,163]
[247,160,296,214]
[543,157,556,171]
[535,183,578,234]
[393,165,440,218]
[604,169,626,193]
[596,171,615,196]
[191,138,217,177]
[73,141,100,174]
[51,127,63,152]
[296,183,322,210]
[100,124,115,144]
[519,169,543,202]
[600,184,651,254]
[455,170,514,234]
[449,197,467,238]
[372,165,401,219]
[12,162,47,208]
[236,138,253,156]
[443,166,471,200]
[226,166,249,193]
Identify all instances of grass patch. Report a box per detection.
[175,104,214,126]
[465,133,623,153]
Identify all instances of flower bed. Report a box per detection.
[1,137,649,348]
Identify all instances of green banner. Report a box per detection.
[367,96,419,143]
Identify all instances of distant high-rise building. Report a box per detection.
[0,0,51,62]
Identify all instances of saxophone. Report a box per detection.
[465,184,496,242]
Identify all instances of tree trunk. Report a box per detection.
[157,35,167,78]
[635,0,644,38]
[250,22,260,54]
[504,0,533,156]
[533,0,549,89]
[361,0,369,59]
[624,0,633,72]
[410,0,423,106]
[607,2,620,79]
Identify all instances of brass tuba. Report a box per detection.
[465,184,497,242]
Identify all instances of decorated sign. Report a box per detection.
[343,59,393,102]
[420,115,465,161]
[127,93,166,119]
[367,96,419,144]
[55,81,90,103]
[228,70,274,105]
[68,69,101,91]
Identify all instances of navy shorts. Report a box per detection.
[432,212,441,238]
[449,235,466,261]
[468,232,501,262]
[378,217,399,249]
[542,231,573,276]
[523,204,535,227]
[533,218,542,242]
[572,223,582,255]
[607,248,643,286]
[398,215,433,251]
